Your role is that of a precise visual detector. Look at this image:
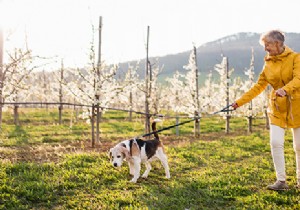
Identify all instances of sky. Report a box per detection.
[1,0,300,70]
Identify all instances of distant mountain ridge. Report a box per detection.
[117,32,300,82]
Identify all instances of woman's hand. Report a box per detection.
[231,102,239,109]
[275,88,287,97]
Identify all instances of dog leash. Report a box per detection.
[142,118,197,138]
[141,104,234,138]
[212,103,234,115]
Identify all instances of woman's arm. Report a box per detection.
[234,71,268,108]
[282,54,300,95]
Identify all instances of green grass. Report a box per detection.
[0,108,299,209]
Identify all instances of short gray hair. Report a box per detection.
[259,30,285,46]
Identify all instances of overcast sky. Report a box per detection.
[1,0,300,69]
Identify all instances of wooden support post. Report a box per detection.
[144,26,151,136]
[129,92,133,121]
[225,57,230,134]
[59,59,64,125]
[176,116,179,136]
[193,46,200,137]
[95,16,102,146]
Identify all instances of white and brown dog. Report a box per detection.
[109,119,170,183]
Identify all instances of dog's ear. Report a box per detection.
[108,149,112,160]
[131,141,140,156]
[119,146,130,159]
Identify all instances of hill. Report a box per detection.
[117,32,300,83]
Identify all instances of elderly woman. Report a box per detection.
[232,30,300,190]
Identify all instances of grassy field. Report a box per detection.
[0,108,299,209]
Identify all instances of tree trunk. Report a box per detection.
[58,105,63,125]
[264,109,270,130]
[176,116,179,136]
[91,106,95,148]
[194,111,200,137]
[0,28,3,130]
[14,105,19,126]
[247,116,253,133]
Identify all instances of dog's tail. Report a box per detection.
[152,118,162,140]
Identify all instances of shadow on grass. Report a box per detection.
[8,126,30,144]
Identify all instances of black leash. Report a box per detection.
[140,104,234,138]
[212,103,234,115]
[142,118,197,138]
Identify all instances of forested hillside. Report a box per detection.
[117,32,300,82]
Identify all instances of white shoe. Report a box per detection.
[267,180,289,191]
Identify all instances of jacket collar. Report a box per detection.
[265,46,294,62]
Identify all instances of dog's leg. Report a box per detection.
[142,162,152,178]
[157,150,171,179]
[130,157,141,183]
[128,161,134,176]
[160,155,171,179]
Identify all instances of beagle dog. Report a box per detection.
[109,119,170,183]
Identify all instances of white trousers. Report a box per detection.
[270,124,300,181]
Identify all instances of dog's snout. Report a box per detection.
[113,163,118,167]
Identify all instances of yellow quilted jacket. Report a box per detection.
[236,46,300,128]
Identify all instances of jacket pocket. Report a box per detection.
[270,95,287,113]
